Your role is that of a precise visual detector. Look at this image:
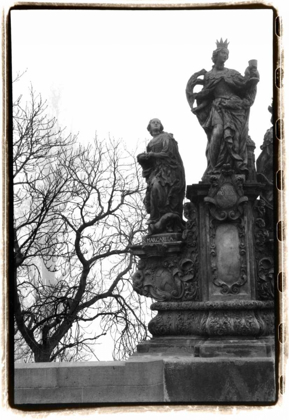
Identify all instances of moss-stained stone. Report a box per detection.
[164,357,276,403]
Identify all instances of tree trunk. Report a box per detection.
[34,347,52,363]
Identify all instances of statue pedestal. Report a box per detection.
[131,169,275,402]
[136,336,274,358]
[136,299,274,361]
[129,351,276,402]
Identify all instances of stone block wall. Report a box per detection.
[14,356,276,405]
[14,358,164,404]
[164,357,277,402]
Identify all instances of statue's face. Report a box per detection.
[216,49,228,64]
[149,119,162,135]
[150,119,162,129]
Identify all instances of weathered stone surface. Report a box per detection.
[132,250,198,302]
[82,383,164,403]
[15,387,83,405]
[164,357,276,402]
[14,359,164,405]
[14,362,58,388]
[246,136,257,181]
[136,336,274,359]
[197,337,274,358]
[125,358,164,386]
[254,199,274,300]
[14,356,276,404]
[136,337,204,356]
[148,301,274,337]
[215,223,241,285]
[57,362,126,387]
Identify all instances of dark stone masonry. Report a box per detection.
[130,39,276,403]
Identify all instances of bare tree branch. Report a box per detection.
[14,84,149,362]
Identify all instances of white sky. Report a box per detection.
[11,8,273,184]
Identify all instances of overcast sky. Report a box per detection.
[11,7,273,184]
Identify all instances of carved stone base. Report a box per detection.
[136,335,275,358]
[161,356,276,402]
[130,236,199,301]
[196,336,274,358]
[149,300,274,337]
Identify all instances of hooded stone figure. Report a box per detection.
[137,118,186,235]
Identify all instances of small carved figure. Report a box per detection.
[256,103,274,200]
[186,39,259,179]
[256,102,274,233]
[137,119,186,234]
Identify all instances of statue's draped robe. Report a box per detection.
[189,68,258,177]
[143,132,185,226]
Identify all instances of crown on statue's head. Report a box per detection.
[216,38,229,49]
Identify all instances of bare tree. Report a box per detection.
[13,87,149,362]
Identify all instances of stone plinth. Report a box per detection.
[131,170,274,339]
[138,299,275,359]
[136,336,274,358]
[14,356,276,404]
[130,167,275,402]
[162,356,276,402]
[14,359,164,405]
[148,300,274,337]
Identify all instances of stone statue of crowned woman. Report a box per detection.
[186,38,259,180]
